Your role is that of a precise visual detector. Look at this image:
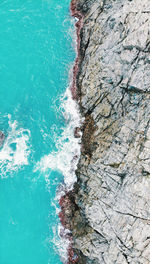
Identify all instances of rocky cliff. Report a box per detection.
[71,0,150,263]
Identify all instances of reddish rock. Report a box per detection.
[58,1,84,263]
[70,0,84,100]
[59,190,80,264]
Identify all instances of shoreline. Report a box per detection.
[70,0,83,101]
[58,1,84,263]
[59,0,150,263]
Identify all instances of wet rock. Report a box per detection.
[74,127,81,138]
[0,131,5,147]
[71,0,150,263]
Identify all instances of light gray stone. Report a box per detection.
[72,0,150,263]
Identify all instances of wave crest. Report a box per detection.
[0,115,31,178]
[35,87,82,190]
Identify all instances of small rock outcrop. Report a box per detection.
[71,0,150,263]
[0,131,5,147]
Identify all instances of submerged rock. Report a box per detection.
[74,127,81,138]
[0,131,5,147]
[71,0,150,263]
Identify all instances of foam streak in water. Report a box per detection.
[35,87,82,190]
[0,115,31,178]
[34,83,82,262]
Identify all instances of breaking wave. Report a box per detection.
[35,84,82,263]
[35,87,82,191]
[0,115,31,178]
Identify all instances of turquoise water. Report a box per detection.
[0,1,77,263]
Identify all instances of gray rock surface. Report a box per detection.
[0,131,5,147]
[72,0,150,263]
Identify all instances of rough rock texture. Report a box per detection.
[72,0,150,263]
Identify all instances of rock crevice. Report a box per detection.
[71,0,150,263]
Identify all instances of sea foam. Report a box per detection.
[35,82,82,263]
[35,87,82,190]
[0,115,31,178]
[34,14,82,263]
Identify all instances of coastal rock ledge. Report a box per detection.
[71,0,150,263]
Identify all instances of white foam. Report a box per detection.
[34,16,82,263]
[35,77,82,263]
[0,115,31,178]
[53,224,71,263]
[35,87,82,190]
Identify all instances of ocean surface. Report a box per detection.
[0,1,80,263]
